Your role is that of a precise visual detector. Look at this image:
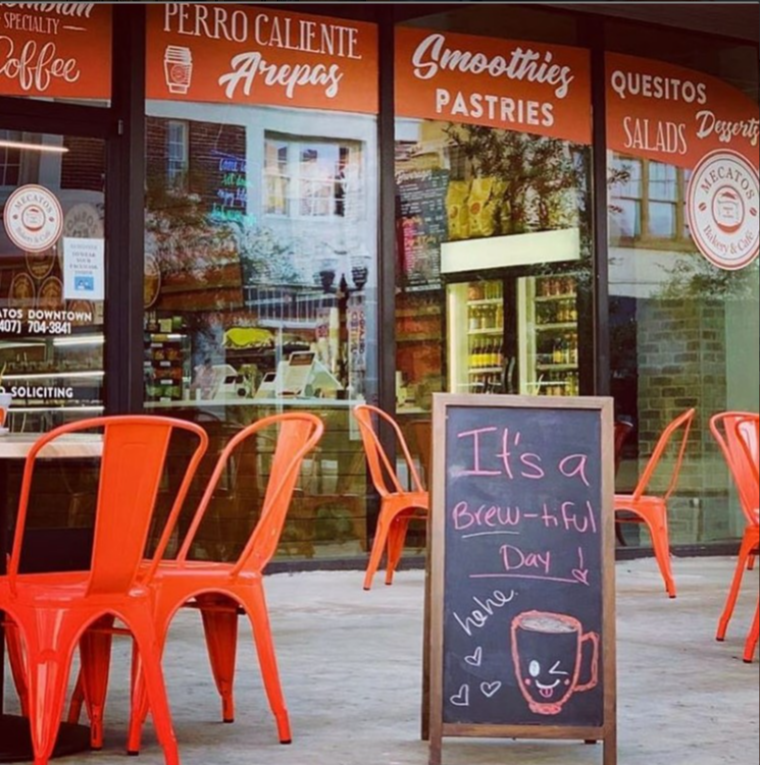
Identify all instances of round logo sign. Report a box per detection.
[2,184,64,253]
[687,150,759,271]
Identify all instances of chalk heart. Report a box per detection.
[450,684,470,707]
[464,647,483,667]
[480,681,502,698]
[572,568,590,585]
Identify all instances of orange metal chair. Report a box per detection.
[614,408,696,598]
[613,418,635,546]
[709,412,759,641]
[72,413,324,755]
[0,416,208,765]
[735,418,759,665]
[353,405,429,590]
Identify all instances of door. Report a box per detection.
[0,128,107,432]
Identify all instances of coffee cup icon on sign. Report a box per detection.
[510,610,599,716]
[164,46,193,94]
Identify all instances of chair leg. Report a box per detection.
[385,516,412,586]
[748,553,756,571]
[717,534,756,641]
[363,511,394,591]
[67,673,85,725]
[244,583,291,744]
[128,609,180,765]
[198,594,239,723]
[15,610,79,765]
[126,638,151,756]
[743,602,759,663]
[641,513,676,598]
[5,620,30,717]
[75,614,115,749]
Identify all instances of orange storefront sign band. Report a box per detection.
[606,52,760,171]
[395,27,591,145]
[146,3,378,114]
[0,2,111,98]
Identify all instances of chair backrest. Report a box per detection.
[736,415,759,519]
[709,411,759,525]
[352,404,425,497]
[407,419,432,485]
[630,408,695,502]
[174,412,324,575]
[613,418,634,476]
[9,416,208,596]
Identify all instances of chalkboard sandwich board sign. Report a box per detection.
[425,394,616,765]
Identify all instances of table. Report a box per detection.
[0,433,102,762]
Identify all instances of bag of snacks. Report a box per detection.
[446,180,470,241]
[468,177,499,238]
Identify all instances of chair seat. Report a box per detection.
[0,574,150,604]
[613,494,666,512]
[385,490,429,512]
[152,561,262,585]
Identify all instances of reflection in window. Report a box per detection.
[610,155,642,239]
[648,162,677,238]
[0,130,22,186]
[610,154,691,243]
[166,120,189,190]
[264,135,356,219]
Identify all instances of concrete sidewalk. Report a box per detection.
[4,556,758,764]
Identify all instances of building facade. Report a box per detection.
[0,2,758,564]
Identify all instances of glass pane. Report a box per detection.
[0,132,106,432]
[144,109,377,562]
[648,162,677,201]
[648,202,676,238]
[606,23,760,552]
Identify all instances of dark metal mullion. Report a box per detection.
[370,11,398,540]
[106,3,146,414]
[377,14,397,423]
[588,17,611,397]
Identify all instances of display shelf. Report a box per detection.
[468,366,502,374]
[144,331,190,402]
[396,306,442,318]
[467,328,503,336]
[534,293,577,302]
[468,298,502,307]
[535,322,577,332]
[536,363,579,371]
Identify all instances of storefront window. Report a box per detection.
[0,131,106,431]
[606,26,759,548]
[394,9,593,429]
[143,3,378,560]
[0,2,112,106]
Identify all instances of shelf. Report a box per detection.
[469,367,502,374]
[535,294,577,302]
[467,328,503,336]
[396,306,441,318]
[535,322,577,331]
[468,298,502,306]
[536,363,578,371]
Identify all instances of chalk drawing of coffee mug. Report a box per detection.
[511,610,599,715]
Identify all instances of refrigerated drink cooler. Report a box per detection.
[447,279,505,395]
[446,274,580,397]
[519,274,580,397]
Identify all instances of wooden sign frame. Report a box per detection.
[424,394,617,765]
